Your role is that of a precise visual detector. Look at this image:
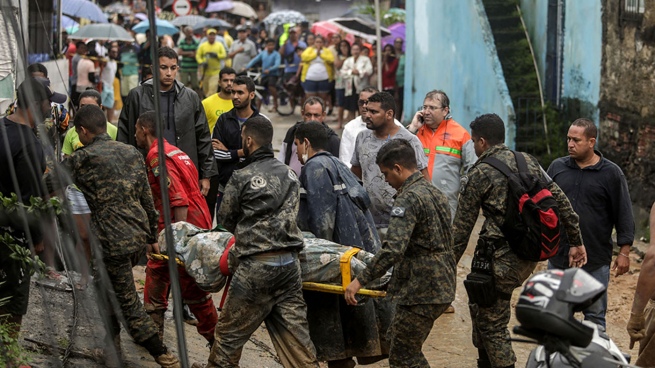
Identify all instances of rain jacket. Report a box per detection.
[298,151,380,253]
[415,118,476,218]
[117,78,217,180]
[300,46,335,82]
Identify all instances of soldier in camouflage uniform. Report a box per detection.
[452,113,587,368]
[203,115,319,368]
[345,139,456,368]
[65,105,180,368]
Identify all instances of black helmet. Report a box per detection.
[515,268,605,347]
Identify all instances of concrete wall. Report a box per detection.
[599,0,655,214]
[561,0,602,121]
[404,0,515,145]
[518,0,548,88]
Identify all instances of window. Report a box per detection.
[620,0,645,27]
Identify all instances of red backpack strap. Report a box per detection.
[219,236,236,276]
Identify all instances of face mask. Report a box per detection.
[301,143,309,164]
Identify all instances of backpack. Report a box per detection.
[482,151,561,262]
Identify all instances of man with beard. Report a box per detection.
[203,67,236,219]
[201,116,319,368]
[350,92,428,234]
[212,75,267,212]
[118,47,216,199]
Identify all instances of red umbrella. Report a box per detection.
[311,21,355,45]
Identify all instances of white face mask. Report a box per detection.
[301,143,309,164]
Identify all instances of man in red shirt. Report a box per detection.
[135,111,218,345]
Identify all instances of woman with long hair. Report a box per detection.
[381,44,399,94]
[334,40,351,128]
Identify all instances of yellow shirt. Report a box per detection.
[196,41,227,76]
[62,122,118,155]
[202,93,234,134]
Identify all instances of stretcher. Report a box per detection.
[149,247,387,298]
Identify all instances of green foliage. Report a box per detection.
[352,3,405,26]
[0,234,46,277]
[0,284,31,367]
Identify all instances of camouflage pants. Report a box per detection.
[468,245,536,368]
[94,250,160,346]
[387,303,449,368]
[636,299,655,367]
[207,257,319,368]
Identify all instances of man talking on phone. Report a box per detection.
[406,90,476,314]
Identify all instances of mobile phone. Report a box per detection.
[418,113,424,124]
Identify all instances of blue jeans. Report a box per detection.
[547,262,610,327]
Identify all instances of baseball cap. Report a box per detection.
[236,25,247,32]
[206,28,217,35]
[35,77,68,104]
[16,78,49,107]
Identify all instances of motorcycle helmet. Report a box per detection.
[515,268,605,347]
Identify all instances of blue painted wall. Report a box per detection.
[561,0,601,121]
[404,0,516,146]
[518,0,602,121]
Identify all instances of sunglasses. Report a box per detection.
[358,99,368,106]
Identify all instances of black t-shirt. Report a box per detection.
[0,117,46,244]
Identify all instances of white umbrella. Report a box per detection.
[171,15,207,27]
[225,1,257,19]
[69,23,134,42]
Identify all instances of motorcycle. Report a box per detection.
[512,268,635,367]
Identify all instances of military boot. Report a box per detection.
[148,309,166,342]
[154,351,181,368]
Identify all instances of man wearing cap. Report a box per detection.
[229,26,258,74]
[0,78,52,338]
[280,27,306,88]
[196,28,227,98]
[177,27,201,94]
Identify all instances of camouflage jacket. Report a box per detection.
[452,144,583,262]
[217,146,304,258]
[357,172,456,305]
[65,134,159,256]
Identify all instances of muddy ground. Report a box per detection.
[18,212,648,368]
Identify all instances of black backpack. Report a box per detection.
[483,151,561,262]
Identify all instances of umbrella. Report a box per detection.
[225,1,257,19]
[263,10,306,27]
[171,15,206,27]
[192,18,233,32]
[330,17,391,40]
[104,2,132,15]
[205,1,234,13]
[62,0,108,23]
[311,21,355,45]
[381,23,405,52]
[132,19,180,36]
[62,15,79,33]
[70,23,134,42]
[134,13,148,21]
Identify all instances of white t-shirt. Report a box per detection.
[305,56,329,81]
[100,60,117,87]
[340,116,403,168]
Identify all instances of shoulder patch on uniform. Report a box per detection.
[250,175,267,190]
[391,206,406,217]
[152,165,160,177]
[459,175,469,194]
[288,169,298,181]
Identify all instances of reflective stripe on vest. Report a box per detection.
[434,146,462,158]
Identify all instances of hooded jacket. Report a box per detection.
[117,79,217,179]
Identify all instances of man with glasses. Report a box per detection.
[407,90,476,314]
[340,87,401,168]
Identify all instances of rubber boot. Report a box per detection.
[182,304,199,326]
[148,309,166,342]
[154,351,181,368]
[477,348,492,368]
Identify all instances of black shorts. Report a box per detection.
[261,75,279,88]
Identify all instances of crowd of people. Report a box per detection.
[61,14,406,130]
[1,9,654,368]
